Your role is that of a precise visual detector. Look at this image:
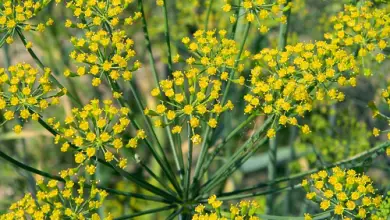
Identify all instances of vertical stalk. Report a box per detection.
[184,123,193,201]
[162,0,173,74]
[266,136,277,214]
[284,126,297,214]
[204,0,214,31]
[266,0,291,213]
[277,0,292,51]
[138,0,183,180]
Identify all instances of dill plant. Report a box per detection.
[0,0,389,219]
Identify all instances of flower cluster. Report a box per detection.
[324,2,390,65]
[64,0,135,29]
[303,167,384,219]
[67,29,140,86]
[222,0,288,33]
[246,42,359,137]
[192,195,261,220]
[146,30,239,145]
[0,63,64,133]
[0,175,110,220]
[64,0,142,86]
[50,99,145,170]
[181,29,243,74]
[0,0,55,47]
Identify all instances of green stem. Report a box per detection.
[199,134,269,196]
[198,116,273,196]
[138,0,161,86]
[0,150,171,203]
[277,0,292,51]
[107,77,182,195]
[162,0,173,74]
[184,124,193,200]
[192,114,256,191]
[216,141,390,196]
[221,22,251,105]
[97,158,181,203]
[265,1,291,213]
[212,184,301,201]
[113,205,177,220]
[138,0,183,181]
[266,135,277,214]
[204,0,214,31]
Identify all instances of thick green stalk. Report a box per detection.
[113,205,177,220]
[204,0,214,31]
[0,150,171,203]
[285,126,297,214]
[277,0,292,51]
[266,135,277,214]
[138,0,183,181]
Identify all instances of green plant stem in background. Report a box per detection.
[162,0,173,74]
[266,136,277,214]
[277,0,292,51]
[204,0,214,31]
[266,0,292,213]
[138,0,183,181]
[184,124,193,201]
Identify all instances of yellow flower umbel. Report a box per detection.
[64,0,135,29]
[182,29,243,75]
[67,29,139,86]
[324,2,390,66]
[245,41,358,130]
[0,63,64,133]
[222,0,288,32]
[303,167,384,219]
[0,0,54,47]
[192,195,261,219]
[146,29,240,144]
[51,99,145,170]
[0,175,110,220]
